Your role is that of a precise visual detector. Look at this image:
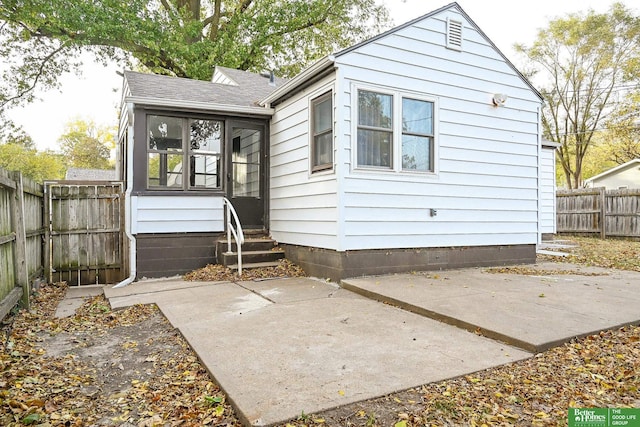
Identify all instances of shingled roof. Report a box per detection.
[124,66,286,111]
[65,168,117,181]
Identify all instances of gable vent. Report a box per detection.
[446,18,463,51]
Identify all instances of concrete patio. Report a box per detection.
[57,262,640,426]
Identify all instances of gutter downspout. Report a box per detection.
[113,103,136,288]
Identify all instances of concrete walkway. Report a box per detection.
[343,262,640,352]
[57,262,640,426]
[54,285,104,318]
[103,277,531,426]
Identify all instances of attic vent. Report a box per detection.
[446,18,463,51]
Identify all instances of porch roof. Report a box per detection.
[124,68,285,115]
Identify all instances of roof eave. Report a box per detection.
[259,56,335,107]
[124,96,274,116]
[541,140,561,148]
[453,5,544,102]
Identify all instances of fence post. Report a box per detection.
[10,171,29,308]
[599,187,606,239]
[44,183,51,285]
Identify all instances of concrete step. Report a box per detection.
[216,238,277,257]
[221,249,285,266]
[227,261,282,271]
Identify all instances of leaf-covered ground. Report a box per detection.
[2,236,639,426]
[184,259,307,282]
[538,236,640,271]
[1,283,239,426]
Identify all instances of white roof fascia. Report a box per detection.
[125,96,274,116]
[259,56,335,107]
[585,158,640,184]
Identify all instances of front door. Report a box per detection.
[227,122,266,229]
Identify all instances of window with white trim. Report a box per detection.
[357,90,393,168]
[310,91,333,171]
[402,98,434,171]
[356,88,435,172]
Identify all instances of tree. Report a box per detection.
[602,91,640,165]
[0,116,35,148]
[0,143,65,181]
[572,138,616,184]
[0,0,390,109]
[57,118,114,169]
[516,3,640,188]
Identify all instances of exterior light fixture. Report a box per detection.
[492,93,508,106]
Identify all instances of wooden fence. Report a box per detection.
[556,188,640,238]
[0,168,45,318]
[45,182,124,285]
[1,169,125,319]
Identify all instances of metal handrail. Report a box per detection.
[223,197,245,275]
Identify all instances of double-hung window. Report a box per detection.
[356,88,435,173]
[401,98,434,172]
[357,90,393,168]
[311,91,333,172]
[147,115,222,190]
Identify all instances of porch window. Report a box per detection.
[402,98,434,172]
[147,115,184,188]
[311,91,333,171]
[147,115,222,190]
[357,90,393,168]
[189,119,222,189]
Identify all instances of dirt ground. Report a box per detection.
[1,285,238,426]
[2,237,639,426]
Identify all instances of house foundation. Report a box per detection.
[281,244,537,282]
[136,233,219,279]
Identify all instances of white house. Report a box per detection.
[539,140,560,238]
[117,2,544,281]
[584,159,640,190]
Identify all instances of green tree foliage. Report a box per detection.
[57,118,114,169]
[0,116,63,181]
[517,3,640,188]
[0,0,390,109]
[0,118,35,148]
[0,143,65,182]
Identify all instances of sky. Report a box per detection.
[5,0,637,151]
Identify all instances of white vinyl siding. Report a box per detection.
[333,7,542,250]
[269,76,339,249]
[586,161,640,189]
[131,196,224,234]
[540,147,557,235]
